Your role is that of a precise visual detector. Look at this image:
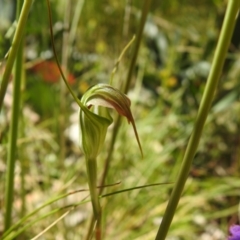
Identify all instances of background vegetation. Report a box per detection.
[0,0,240,239]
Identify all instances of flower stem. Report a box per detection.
[86,159,101,218]
[46,0,85,110]
[155,1,240,239]
[4,0,26,230]
[86,158,102,239]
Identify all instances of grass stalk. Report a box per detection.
[155,1,240,239]
[59,0,71,163]
[100,0,152,195]
[4,0,27,231]
[69,0,85,53]
[2,181,168,239]
[19,35,26,219]
[17,1,27,220]
[2,189,88,239]
[58,0,84,163]
[123,0,152,93]
[19,64,27,219]
[19,143,27,218]
[0,0,32,111]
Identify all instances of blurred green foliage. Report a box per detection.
[0,0,240,239]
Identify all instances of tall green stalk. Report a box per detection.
[123,0,152,93]
[0,0,32,111]
[4,0,27,230]
[99,0,152,194]
[155,1,240,239]
[85,157,102,240]
[86,158,101,224]
[59,0,71,164]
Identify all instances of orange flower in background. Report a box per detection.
[30,61,75,84]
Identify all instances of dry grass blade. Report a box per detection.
[30,210,71,240]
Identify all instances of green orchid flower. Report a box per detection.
[80,107,112,160]
[79,83,143,227]
[79,83,143,158]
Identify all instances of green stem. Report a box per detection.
[99,116,121,195]
[100,0,151,194]
[124,0,152,93]
[86,158,102,240]
[69,0,85,53]
[46,0,84,110]
[86,159,101,219]
[155,1,240,239]
[4,0,26,231]
[59,0,71,164]
[110,35,135,85]
[15,0,27,220]
[85,119,120,240]
[0,0,32,111]
[4,4,25,232]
